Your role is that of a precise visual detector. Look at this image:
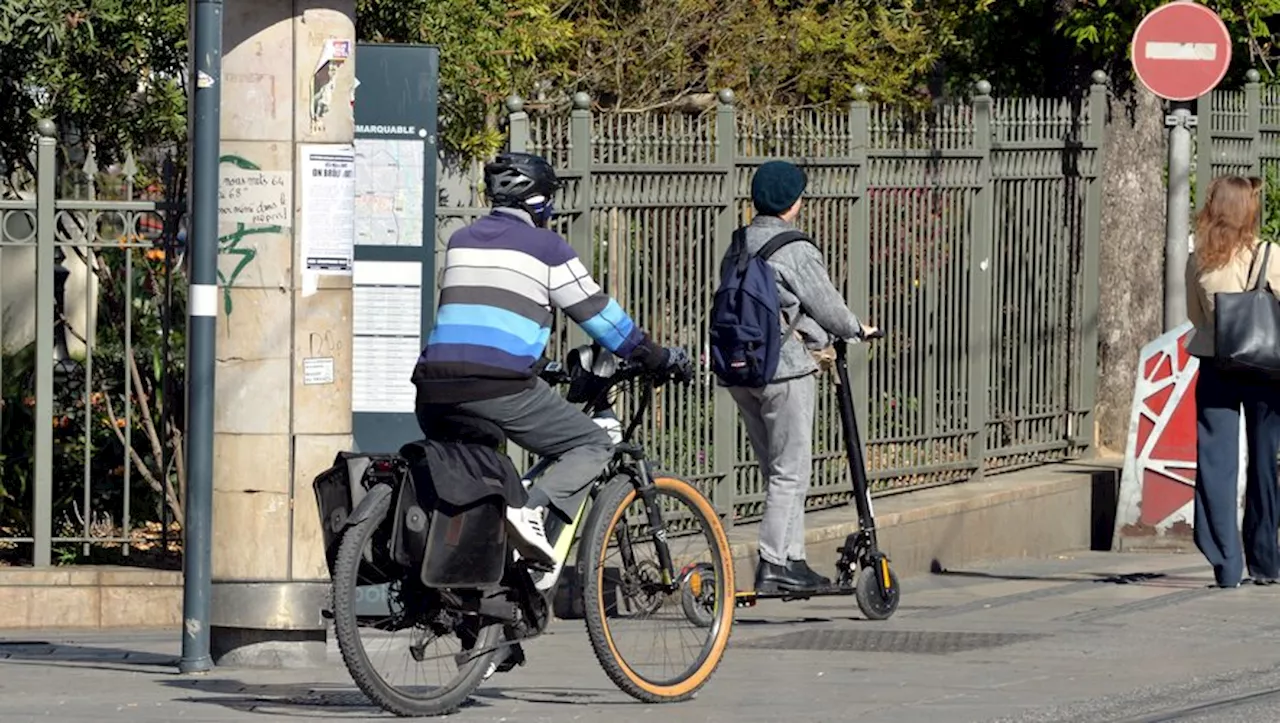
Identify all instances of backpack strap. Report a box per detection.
[731,227,752,273]
[756,230,814,341]
[757,230,812,261]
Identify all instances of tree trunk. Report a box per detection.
[1095,85,1166,452]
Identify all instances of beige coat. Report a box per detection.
[1185,239,1280,357]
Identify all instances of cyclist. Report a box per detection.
[411,151,692,569]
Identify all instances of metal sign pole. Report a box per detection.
[179,0,222,675]
[1165,101,1196,330]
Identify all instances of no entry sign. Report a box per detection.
[1131,1,1232,101]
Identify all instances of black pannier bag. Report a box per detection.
[312,451,409,583]
[395,438,528,590]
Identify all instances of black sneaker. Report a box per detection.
[788,558,832,588]
[755,558,821,594]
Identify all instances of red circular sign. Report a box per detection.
[1131,1,1232,101]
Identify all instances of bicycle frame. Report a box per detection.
[523,356,679,595]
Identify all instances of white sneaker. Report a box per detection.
[506,505,556,567]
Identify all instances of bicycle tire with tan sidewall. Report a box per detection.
[581,474,735,703]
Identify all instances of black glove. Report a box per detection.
[662,347,695,384]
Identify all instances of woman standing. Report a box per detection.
[1185,175,1280,588]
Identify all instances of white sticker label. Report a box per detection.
[303,357,336,385]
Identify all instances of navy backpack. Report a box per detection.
[709,228,811,387]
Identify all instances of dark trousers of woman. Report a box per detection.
[1194,362,1280,587]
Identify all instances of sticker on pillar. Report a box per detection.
[299,144,356,281]
[303,357,336,385]
[312,38,352,129]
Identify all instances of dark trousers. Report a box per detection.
[416,379,614,522]
[1194,362,1280,586]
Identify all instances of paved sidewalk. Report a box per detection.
[3,551,1280,722]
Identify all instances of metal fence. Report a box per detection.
[439,77,1109,525]
[0,122,185,567]
[2,78,1112,565]
[1197,71,1280,235]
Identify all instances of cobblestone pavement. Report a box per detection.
[3,551,1279,722]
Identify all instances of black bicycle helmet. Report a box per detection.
[483,151,561,226]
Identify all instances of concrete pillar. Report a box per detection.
[210,0,356,668]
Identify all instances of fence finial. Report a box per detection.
[853,84,869,101]
[1247,69,1261,83]
[505,94,525,114]
[1091,70,1108,86]
[717,88,735,106]
[974,80,992,97]
[36,119,56,138]
[572,91,591,111]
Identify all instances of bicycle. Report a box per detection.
[314,344,736,717]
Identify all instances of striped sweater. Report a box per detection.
[412,209,664,403]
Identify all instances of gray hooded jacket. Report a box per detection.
[726,215,866,382]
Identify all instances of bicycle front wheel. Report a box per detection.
[581,474,735,703]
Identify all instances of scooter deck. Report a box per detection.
[734,587,856,606]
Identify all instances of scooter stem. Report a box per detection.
[832,341,878,542]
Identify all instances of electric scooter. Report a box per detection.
[680,331,901,623]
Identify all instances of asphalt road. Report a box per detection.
[3,551,1279,722]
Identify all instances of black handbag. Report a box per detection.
[1214,241,1280,377]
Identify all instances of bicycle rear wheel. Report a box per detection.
[581,475,735,703]
[331,490,503,717]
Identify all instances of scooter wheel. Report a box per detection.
[679,563,717,629]
[854,564,900,621]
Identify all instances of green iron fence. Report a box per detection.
[435,76,1111,525]
[0,122,185,567]
[3,75,1120,563]
[1196,70,1280,237]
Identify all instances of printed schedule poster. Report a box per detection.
[352,260,423,413]
[300,143,356,274]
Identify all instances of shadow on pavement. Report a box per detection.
[160,678,633,717]
[0,640,177,673]
[161,678,389,718]
[928,560,1208,587]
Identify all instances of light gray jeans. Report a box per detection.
[728,373,816,565]
[451,379,614,522]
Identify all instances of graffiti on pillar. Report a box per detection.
[218,154,291,317]
[1113,321,1246,547]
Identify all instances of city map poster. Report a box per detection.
[353,138,426,247]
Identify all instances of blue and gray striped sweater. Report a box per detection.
[412,210,663,403]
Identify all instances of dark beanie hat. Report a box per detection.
[751,161,807,216]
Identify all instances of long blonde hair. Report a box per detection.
[1196,175,1263,271]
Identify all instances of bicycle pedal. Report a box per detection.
[519,559,555,573]
[496,642,526,673]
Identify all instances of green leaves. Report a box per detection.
[357,0,1000,161]
[358,0,574,163]
[0,0,187,186]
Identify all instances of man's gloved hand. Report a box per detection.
[662,347,695,383]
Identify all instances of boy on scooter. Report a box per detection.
[719,160,876,594]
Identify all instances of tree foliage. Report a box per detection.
[945,0,1280,97]
[358,0,984,161]
[357,0,576,162]
[0,0,187,188]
